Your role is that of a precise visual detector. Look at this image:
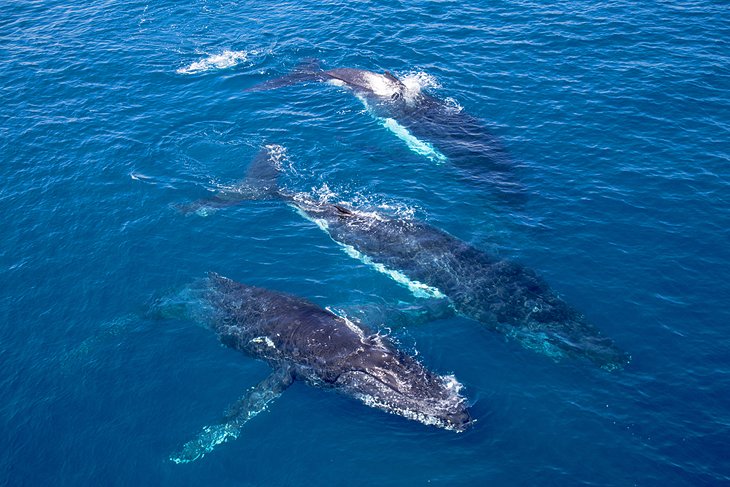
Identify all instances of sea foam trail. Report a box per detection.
[177,50,250,75]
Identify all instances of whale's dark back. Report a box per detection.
[203,273,364,368]
[199,273,472,430]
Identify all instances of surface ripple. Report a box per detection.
[1,0,728,485]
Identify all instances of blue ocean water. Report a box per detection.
[2,0,729,484]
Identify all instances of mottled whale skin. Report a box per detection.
[167,273,470,463]
[289,197,629,370]
[248,63,524,204]
[184,147,630,371]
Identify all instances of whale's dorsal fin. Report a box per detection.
[170,365,294,464]
[333,204,354,217]
[241,144,283,195]
[383,71,406,101]
[383,71,404,87]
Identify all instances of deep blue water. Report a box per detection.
[2,0,729,485]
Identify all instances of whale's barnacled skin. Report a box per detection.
[167,273,470,463]
[203,274,469,429]
[166,273,472,463]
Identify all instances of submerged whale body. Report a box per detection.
[247,62,526,204]
[290,198,630,370]
[183,146,630,371]
[165,273,470,463]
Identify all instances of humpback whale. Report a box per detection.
[182,146,630,371]
[164,273,470,463]
[247,62,525,204]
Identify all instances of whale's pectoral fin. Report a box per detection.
[177,144,284,216]
[395,297,455,325]
[338,297,455,331]
[170,365,294,464]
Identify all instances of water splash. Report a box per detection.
[362,72,402,98]
[399,70,442,104]
[177,50,251,75]
[264,143,290,172]
[443,96,464,113]
[354,372,468,432]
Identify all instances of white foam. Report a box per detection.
[353,371,468,432]
[356,393,442,429]
[326,309,366,340]
[443,96,464,113]
[291,184,337,207]
[400,71,442,91]
[399,71,441,104]
[177,50,250,75]
[363,72,401,98]
[440,374,464,395]
[348,194,418,221]
[312,183,337,202]
[355,382,467,432]
[264,143,287,170]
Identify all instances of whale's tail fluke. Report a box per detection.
[177,145,285,216]
[240,143,284,196]
[245,59,324,92]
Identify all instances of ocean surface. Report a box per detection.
[2,0,729,485]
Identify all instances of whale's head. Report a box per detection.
[334,340,472,432]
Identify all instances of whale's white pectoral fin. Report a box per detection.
[170,366,294,464]
[380,117,447,164]
[336,298,455,332]
[392,297,455,326]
